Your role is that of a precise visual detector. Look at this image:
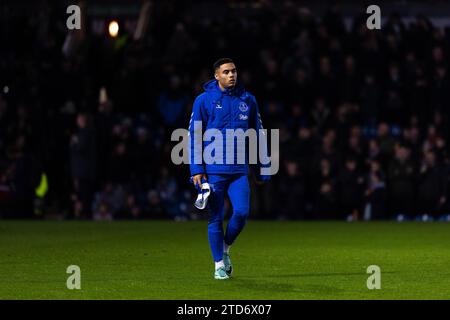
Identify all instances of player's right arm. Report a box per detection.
[189,94,208,187]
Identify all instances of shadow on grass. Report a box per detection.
[230,271,396,295]
[231,277,344,295]
[243,271,395,279]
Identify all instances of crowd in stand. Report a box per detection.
[1,1,450,220]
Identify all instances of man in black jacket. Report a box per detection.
[70,113,97,219]
[387,144,416,218]
[339,157,364,220]
[417,150,447,217]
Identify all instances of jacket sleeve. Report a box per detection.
[250,97,271,182]
[189,95,207,176]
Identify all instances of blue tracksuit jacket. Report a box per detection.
[188,79,270,181]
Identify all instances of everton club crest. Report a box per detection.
[239,102,248,113]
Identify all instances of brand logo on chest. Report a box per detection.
[213,100,222,109]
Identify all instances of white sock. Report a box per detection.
[215,260,224,270]
[223,242,231,254]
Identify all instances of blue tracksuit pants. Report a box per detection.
[207,174,250,262]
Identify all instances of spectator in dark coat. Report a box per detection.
[339,157,364,220]
[108,142,132,185]
[157,74,189,129]
[360,74,381,124]
[70,113,97,218]
[417,150,447,217]
[278,160,306,220]
[377,123,396,170]
[313,158,338,219]
[387,144,415,217]
[364,169,387,220]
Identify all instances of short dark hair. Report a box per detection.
[213,58,234,71]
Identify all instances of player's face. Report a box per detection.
[215,63,237,89]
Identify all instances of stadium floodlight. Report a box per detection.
[108,20,119,37]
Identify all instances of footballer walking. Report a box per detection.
[188,58,270,279]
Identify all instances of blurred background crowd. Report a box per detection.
[1,0,450,221]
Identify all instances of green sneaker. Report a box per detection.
[223,253,233,276]
[214,266,229,280]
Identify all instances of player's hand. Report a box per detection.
[192,174,207,188]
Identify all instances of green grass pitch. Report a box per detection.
[1,220,450,299]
